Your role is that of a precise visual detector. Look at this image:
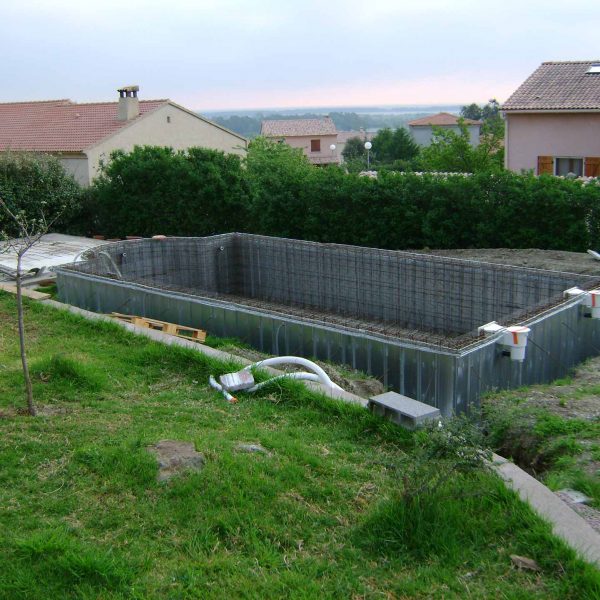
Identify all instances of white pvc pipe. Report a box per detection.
[243,356,344,392]
[208,375,237,403]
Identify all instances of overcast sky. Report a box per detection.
[2,0,599,111]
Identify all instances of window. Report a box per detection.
[555,157,584,177]
[587,64,600,74]
[310,139,321,152]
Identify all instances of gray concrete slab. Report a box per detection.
[493,453,600,567]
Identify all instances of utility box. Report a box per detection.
[368,392,441,429]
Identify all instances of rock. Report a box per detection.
[510,555,541,572]
[147,439,205,482]
[235,443,271,455]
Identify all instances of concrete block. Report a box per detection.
[368,391,440,429]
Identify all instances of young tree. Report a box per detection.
[342,136,367,161]
[371,127,420,166]
[460,99,504,138]
[0,153,80,416]
[460,103,483,121]
[0,199,69,416]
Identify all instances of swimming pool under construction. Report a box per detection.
[56,233,600,415]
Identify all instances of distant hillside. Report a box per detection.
[205,106,461,138]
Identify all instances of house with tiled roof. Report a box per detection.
[407,112,481,147]
[502,61,600,176]
[261,117,339,165]
[0,86,247,185]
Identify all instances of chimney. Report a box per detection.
[117,85,140,121]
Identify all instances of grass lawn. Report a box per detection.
[1,293,599,599]
[485,361,600,508]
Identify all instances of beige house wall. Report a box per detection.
[505,112,600,173]
[85,104,247,184]
[276,134,339,164]
[58,156,89,186]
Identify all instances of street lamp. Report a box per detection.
[364,141,372,170]
[329,143,336,164]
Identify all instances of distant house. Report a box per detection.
[261,117,339,165]
[502,61,600,176]
[408,112,481,147]
[336,129,375,163]
[0,86,247,186]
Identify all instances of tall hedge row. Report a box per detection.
[90,146,252,238]
[83,141,600,252]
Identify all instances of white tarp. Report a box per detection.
[0,233,108,279]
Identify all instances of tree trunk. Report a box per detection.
[16,252,36,416]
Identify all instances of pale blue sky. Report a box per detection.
[2,0,599,110]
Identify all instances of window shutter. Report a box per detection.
[537,156,553,175]
[585,157,600,177]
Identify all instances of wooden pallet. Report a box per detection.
[109,313,206,343]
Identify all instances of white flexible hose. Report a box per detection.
[245,372,321,393]
[243,356,344,393]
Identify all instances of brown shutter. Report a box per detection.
[537,156,553,175]
[585,157,600,177]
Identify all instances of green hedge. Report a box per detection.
[84,142,600,252]
[90,146,251,238]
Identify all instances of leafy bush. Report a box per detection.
[91,146,251,238]
[0,152,82,237]
[418,119,504,174]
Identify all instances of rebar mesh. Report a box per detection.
[63,233,600,349]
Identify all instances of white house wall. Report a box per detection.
[85,104,247,183]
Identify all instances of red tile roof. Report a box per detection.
[408,112,481,126]
[502,61,600,111]
[0,98,168,152]
[261,117,337,137]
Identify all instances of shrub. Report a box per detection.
[0,152,82,237]
[91,146,251,238]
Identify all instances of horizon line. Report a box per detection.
[197,102,467,114]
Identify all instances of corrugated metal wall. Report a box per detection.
[57,266,600,415]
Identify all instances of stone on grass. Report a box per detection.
[510,555,541,572]
[147,439,205,482]
[235,443,271,455]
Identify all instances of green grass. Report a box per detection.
[1,293,599,599]
[34,282,58,298]
[484,372,600,507]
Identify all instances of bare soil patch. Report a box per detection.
[419,248,600,275]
